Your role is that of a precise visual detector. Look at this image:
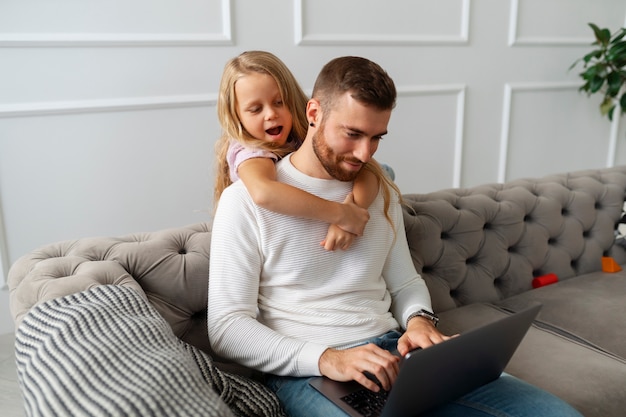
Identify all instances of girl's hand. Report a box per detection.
[321,224,356,251]
[336,193,369,236]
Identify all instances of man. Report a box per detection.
[208,56,582,417]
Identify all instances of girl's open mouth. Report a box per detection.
[266,126,283,136]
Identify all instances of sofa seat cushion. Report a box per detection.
[494,270,626,359]
[437,303,626,417]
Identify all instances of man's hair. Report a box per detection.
[312,56,397,117]
[313,56,402,228]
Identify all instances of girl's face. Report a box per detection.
[234,72,293,146]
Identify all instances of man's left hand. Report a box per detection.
[396,316,455,356]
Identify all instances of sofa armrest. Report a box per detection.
[8,222,213,354]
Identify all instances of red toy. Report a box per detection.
[532,273,558,288]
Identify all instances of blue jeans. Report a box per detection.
[264,331,583,417]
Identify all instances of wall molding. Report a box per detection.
[607,110,622,167]
[0,0,232,47]
[0,94,218,118]
[508,0,594,46]
[497,81,616,182]
[295,0,470,46]
[398,85,466,187]
[0,201,8,288]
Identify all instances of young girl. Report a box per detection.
[214,50,383,250]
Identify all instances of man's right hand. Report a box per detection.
[336,193,370,236]
[318,344,400,392]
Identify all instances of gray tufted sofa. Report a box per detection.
[9,165,626,416]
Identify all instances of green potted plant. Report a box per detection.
[570,23,626,121]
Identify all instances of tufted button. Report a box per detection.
[178,248,187,255]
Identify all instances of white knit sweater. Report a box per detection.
[208,155,432,377]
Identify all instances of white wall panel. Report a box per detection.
[0,48,230,104]
[0,106,220,264]
[296,0,469,45]
[374,86,465,194]
[500,83,613,182]
[509,0,625,46]
[0,0,232,46]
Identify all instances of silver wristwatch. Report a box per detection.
[406,309,439,327]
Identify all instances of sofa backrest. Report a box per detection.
[11,166,626,355]
[402,166,626,313]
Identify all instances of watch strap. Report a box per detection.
[406,309,439,328]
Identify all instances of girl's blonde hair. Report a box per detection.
[214,51,309,204]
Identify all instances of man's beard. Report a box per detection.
[311,126,363,182]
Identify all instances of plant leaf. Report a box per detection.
[607,41,626,62]
[620,92,626,112]
[581,64,604,80]
[569,58,583,71]
[589,75,605,93]
[600,29,612,46]
[607,72,623,96]
[611,28,626,44]
[589,23,603,45]
[583,49,603,63]
[600,97,615,117]
[579,82,591,94]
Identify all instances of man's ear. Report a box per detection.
[306,98,322,125]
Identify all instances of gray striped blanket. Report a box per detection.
[15,285,286,417]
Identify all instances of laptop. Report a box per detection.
[309,304,541,417]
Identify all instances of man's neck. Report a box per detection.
[289,139,333,180]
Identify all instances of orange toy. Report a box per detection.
[601,256,623,273]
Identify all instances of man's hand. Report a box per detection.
[335,193,369,236]
[318,344,400,392]
[397,316,454,357]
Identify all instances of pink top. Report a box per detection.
[227,139,301,182]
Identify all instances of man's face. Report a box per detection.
[312,93,391,181]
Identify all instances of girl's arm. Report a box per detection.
[352,166,380,210]
[237,157,369,235]
[321,167,380,250]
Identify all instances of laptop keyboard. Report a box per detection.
[341,388,389,417]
